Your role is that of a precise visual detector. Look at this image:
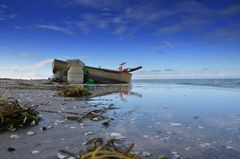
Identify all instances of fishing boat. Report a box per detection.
[52,59,142,84]
[84,66,132,84]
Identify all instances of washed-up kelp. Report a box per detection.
[58,87,92,97]
[0,97,41,132]
[58,138,141,159]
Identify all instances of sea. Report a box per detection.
[91,78,240,159]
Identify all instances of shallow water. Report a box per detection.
[91,80,240,159]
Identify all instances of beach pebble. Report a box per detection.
[109,132,125,140]
[92,118,99,121]
[10,128,16,132]
[31,121,36,126]
[32,150,40,154]
[170,123,182,127]
[171,152,180,159]
[84,132,93,136]
[198,126,204,129]
[199,143,211,148]
[226,145,233,149]
[143,135,149,138]
[57,152,70,159]
[41,126,47,131]
[141,151,151,157]
[70,126,76,129]
[10,134,19,139]
[55,120,65,124]
[27,131,35,136]
[7,147,15,152]
[101,121,110,127]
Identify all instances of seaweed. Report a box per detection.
[58,138,141,159]
[58,87,92,97]
[0,90,41,132]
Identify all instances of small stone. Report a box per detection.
[57,152,67,159]
[7,147,15,152]
[143,135,149,138]
[198,126,204,129]
[41,127,47,131]
[193,116,199,119]
[32,150,40,154]
[170,123,182,127]
[31,121,36,126]
[102,121,110,127]
[141,151,151,157]
[226,145,233,149]
[171,152,178,155]
[27,131,35,136]
[84,132,93,136]
[70,126,76,129]
[10,134,19,139]
[110,133,125,140]
[199,143,211,148]
[92,118,99,121]
[47,125,53,129]
[10,128,16,132]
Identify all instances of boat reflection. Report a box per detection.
[87,85,142,101]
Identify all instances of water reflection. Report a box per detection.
[90,83,240,159]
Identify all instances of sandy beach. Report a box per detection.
[0,79,134,159]
[1,78,240,159]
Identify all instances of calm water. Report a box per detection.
[92,79,240,159]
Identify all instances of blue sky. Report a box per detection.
[0,0,240,79]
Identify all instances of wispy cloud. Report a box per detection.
[223,4,240,15]
[19,52,34,57]
[0,4,17,21]
[37,24,74,35]
[33,58,54,68]
[156,41,176,48]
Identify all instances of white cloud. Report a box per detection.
[19,52,33,57]
[0,58,54,79]
[37,24,74,35]
[33,58,54,68]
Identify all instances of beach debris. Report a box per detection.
[82,109,110,121]
[7,147,15,152]
[84,132,93,136]
[159,155,168,159]
[59,137,141,159]
[58,87,92,97]
[170,123,182,127]
[141,151,151,157]
[185,147,191,151]
[109,132,126,140]
[67,116,82,123]
[0,94,41,132]
[171,151,181,159]
[193,116,200,119]
[27,131,35,136]
[32,150,40,154]
[143,135,149,139]
[41,126,47,131]
[199,143,211,148]
[10,134,19,139]
[101,120,110,128]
